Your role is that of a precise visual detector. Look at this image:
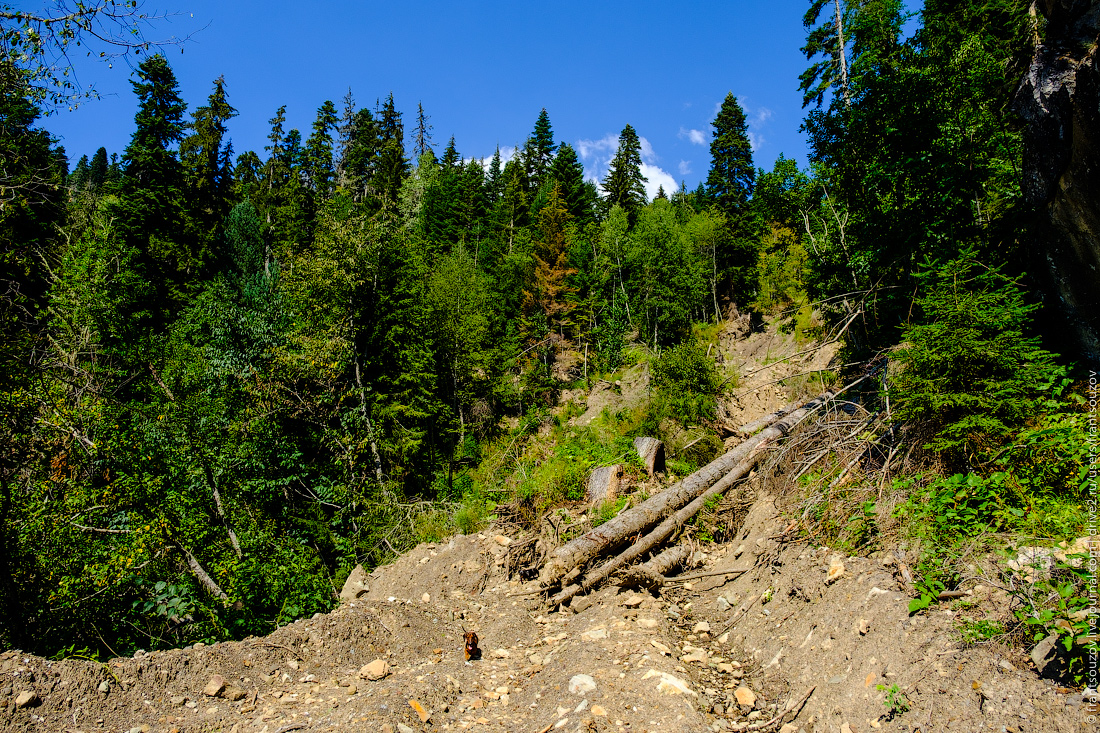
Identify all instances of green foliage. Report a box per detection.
[893,253,1062,465]
[1011,553,1096,684]
[875,683,911,718]
[651,341,721,424]
[592,497,628,528]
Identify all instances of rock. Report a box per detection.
[203,675,226,697]
[224,686,245,701]
[571,595,595,613]
[397,724,415,733]
[779,725,799,733]
[717,596,731,611]
[681,650,708,664]
[581,628,608,640]
[97,680,110,693]
[642,669,697,696]
[422,592,430,603]
[287,658,299,671]
[693,621,711,634]
[620,594,644,608]
[592,704,607,716]
[858,618,871,635]
[1031,632,1070,681]
[339,564,371,601]
[493,534,512,546]
[490,648,511,658]
[359,659,390,680]
[170,696,186,706]
[734,686,757,709]
[633,437,666,475]
[826,556,845,584]
[568,674,597,695]
[345,684,357,695]
[637,618,659,629]
[587,464,623,504]
[14,690,37,708]
[409,699,430,722]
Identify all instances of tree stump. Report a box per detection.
[633,436,665,475]
[587,464,622,505]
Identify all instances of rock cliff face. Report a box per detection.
[1014,0,1100,363]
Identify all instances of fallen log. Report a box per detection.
[540,391,835,589]
[737,400,801,436]
[548,397,830,608]
[618,544,695,590]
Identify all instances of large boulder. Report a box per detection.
[339,564,370,602]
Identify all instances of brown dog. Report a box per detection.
[463,630,480,661]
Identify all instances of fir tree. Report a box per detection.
[705,93,754,218]
[602,124,647,220]
[180,75,238,245]
[484,146,503,205]
[550,142,595,224]
[523,108,556,187]
[413,101,435,161]
[304,100,338,197]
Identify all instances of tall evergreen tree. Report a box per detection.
[343,107,381,201]
[523,108,556,187]
[413,101,435,162]
[550,142,595,224]
[180,75,238,248]
[484,146,503,205]
[374,93,408,202]
[602,124,647,220]
[705,93,754,218]
[304,99,338,197]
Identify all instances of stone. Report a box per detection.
[592,704,607,716]
[857,618,871,635]
[224,686,245,701]
[14,690,37,708]
[203,675,226,697]
[642,669,697,696]
[1031,632,1070,681]
[493,535,512,546]
[571,595,595,613]
[422,592,430,603]
[490,648,511,658]
[587,464,623,504]
[397,724,415,733]
[97,680,110,693]
[409,699,430,722]
[693,621,711,634]
[633,437,666,475]
[779,726,799,733]
[568,674,597,695]
[287,658,299,671]
[359,659,390,680]
[345,684,357,695]
[637,617,659,629]
[582,628,608,640]
[681,650,708,664]
[734,686,757,708]
[339,564,370,601]
[170,696,186,706]
[717,596,731,611]
[826,556,845,584]
[620,594,644,608]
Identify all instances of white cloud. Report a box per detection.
[640,163,677,201]
[678,127,706,146]
[678,160,692,176]
[747,132,764,152]
[466,145,516,172]
[639,136,657,163]
[576,134,619,160]
[747,107,772,153]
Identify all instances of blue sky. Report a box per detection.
[40,0,841,198]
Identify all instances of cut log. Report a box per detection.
[633,437,665,475]
[618,544,694,590]
[548,396,833,608]
[587,464,622,505]
[542,390,837,589]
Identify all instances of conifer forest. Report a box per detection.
[0,0,1097,672]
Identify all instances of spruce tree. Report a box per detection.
[374,93,408,202]
[602,124,647,220]
[550,142,595,224]
[89,147,109,190]
[304,100,338,197]
[485,146,503,205]
[705,93,754,218]
[413,101,435,162]
[180,75,238,245]
[523,108,556,187]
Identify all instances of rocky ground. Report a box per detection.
[2,319,1096,733]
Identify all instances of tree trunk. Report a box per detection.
[540,390,836,588]
[182,547,230,602]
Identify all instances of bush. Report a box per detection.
[651,341,721,424]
